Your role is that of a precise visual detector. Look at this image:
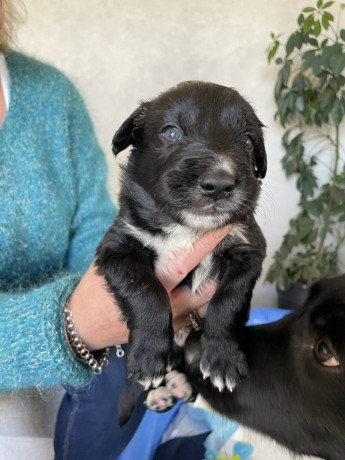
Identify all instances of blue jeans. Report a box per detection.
[54,346,146,460]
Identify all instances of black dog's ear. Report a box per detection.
[254,138,267,179]
[112,103,149,155]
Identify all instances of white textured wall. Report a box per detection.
[16,0,318,307]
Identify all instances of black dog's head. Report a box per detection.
[185,274,345,460]
[112,81,266,231]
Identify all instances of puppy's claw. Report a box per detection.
[138,379,152,390]
[212,376,225,393]
[152,376,164,388]
[166,364,173,373]
[200,363,210,380]
[226,378,236,393]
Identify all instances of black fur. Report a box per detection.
[184,274,345,460]
[95,81,266,391]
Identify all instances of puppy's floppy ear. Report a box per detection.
[254,136,267,179]
[112,103,149,155]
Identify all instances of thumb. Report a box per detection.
[156,225,231,292]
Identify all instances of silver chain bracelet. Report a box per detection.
[64,303,110,375]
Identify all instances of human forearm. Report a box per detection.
[0,274,93,392]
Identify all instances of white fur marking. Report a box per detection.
[124,221,248,291]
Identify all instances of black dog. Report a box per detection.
[175,274,345,460]
[95,81,267,392]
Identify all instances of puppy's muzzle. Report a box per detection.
[200,170,236,201]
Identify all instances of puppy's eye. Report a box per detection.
[314,338,340,367]
[162,126,182,142]
[244,135,254,151]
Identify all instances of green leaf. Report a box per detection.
[282,64,291,85]
[304,14,315,33]
[308,37,319,47]
[302,48,315,65]
[267,39,280,63]
[340,29,345,42]
[302,7,316,12]
[317,0,323,8]
[307,228,319,244]
[329,53,345,77]
[330,185,345,203]
[298,13,305,25]
[322,1,334,8]
[323,11,334,22]
[297,171,318,197]
[295,31,305,50]
[296,96,305,112]
[320,43,343,67]
[331,98,344,124]
[298,214,316,230]
[313,20,322,37]
[341,89,345,105]
[319,88,335,112]
[304,199,324,216]
[322,13,330,29]
[317,72,328,89]
[329,78,340,91]
[286,34,296,56]
[320,222,333,240]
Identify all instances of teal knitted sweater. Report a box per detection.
[0,51,117,391]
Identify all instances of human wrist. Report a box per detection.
[64,297,110,374]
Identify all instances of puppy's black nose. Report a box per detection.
[200,171,236,201]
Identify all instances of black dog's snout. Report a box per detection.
[200,170,236,201]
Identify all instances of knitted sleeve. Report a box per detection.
[0,275,93,391]
[65,83,118,275]
[0,72,117,391]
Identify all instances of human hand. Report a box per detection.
[68,225,231,351]
[156,226,231,331]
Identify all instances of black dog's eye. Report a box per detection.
[314,338,340,367]
[162,126,182,142]
[244,135,254,151]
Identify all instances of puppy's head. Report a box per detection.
[113,81,267,231]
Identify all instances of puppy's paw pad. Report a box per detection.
[144,386,176,412]
[165,371,193,401]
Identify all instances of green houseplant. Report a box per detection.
[265,0,345,306]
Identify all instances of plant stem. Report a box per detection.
[334,124,340,177]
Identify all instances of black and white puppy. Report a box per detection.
[95,81,267,392]
[177,274,345,460]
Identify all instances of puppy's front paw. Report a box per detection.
[145,370,194,413]
[127,338,173,389]
[200,339,248,392]
[144,386,176,412]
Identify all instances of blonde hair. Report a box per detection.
[0,0,25,52]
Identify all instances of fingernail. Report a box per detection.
[211,225,231,239]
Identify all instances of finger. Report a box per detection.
[170,280,218,331]
[170,279,218,313]
[172,301,209,331]
[156,225,231,292]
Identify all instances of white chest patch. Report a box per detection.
[124,223,217,293]
[124,222,248,294]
